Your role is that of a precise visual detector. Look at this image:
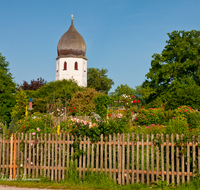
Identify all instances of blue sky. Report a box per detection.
[0,0,200,92]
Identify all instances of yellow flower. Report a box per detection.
[57,125,60,135]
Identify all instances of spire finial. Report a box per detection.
[71,13,73,23]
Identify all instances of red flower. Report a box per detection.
[135,118,138,120]
[137,100,140,103]
[108,114,111,117]
[132,100,137,103]
[73,107,76,109]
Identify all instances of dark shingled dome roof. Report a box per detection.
[57,21,86,57]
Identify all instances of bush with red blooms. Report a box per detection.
[68,107,78,116]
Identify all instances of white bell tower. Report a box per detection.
[56,15,87,87]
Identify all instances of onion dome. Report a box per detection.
[57,16,86,59]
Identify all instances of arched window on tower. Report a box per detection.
[74,62,78,70]
[63,62,67,70]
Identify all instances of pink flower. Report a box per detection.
[84,121,87,125]
[31,162,33,165]
[32,132,36,135]
[37,128,40,132]
[27,158,29,160]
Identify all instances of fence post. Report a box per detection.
[13,133,17,179]
[10,134,13,179]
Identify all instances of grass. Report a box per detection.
[1,164,200,190]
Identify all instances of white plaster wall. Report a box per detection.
[56,57,87,87]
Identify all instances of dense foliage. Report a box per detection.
[0,53,16,124]
[87,67,114,94]
[20,77,47,90]
[142,30,200,109]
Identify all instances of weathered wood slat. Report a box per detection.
[176,134,179,185]
[118,133,121,185]
[100,134,103,173]
[187,136,190,182]
[28,133,31,178]
[171,134,174,184]
[136,134,139,183]
[109,134,112,179]
[96,137,99,174]
[44,133,47,178]
[36,134,39,178]
[166,134,169,184]
[58,133,61,182]
[121,133,125,185]
[83,136,86,177]
[55,134,58,181]
[113,133,116,182]
[105,136,107,175]
[79,136,82,179]
[131,133,135,184]
[126,133,130,185]
[146,134,149,185]
[156,134,159,183]
[24,133,27,179]
[47,133,51,178]
[181,134,185,184]
[62,133,65,180]
[51,134,54,181]
[161,134,164,181]
[141,134,144,184]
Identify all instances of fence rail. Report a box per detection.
[0,133,199,185]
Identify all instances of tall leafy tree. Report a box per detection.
[142,30,200,108]
[87,68,114,94]
[0,53,16,124]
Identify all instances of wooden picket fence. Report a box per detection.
[0,133,199,185]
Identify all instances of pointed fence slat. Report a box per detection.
[62,133,65,180]
[100,134,103,173]
[181,134,185,184]
[136,134,139,183]
[126,133,130,185]
[156,134,159,183]
[166,134,169,184]
[131,133,135,184]
[146,134,149,185]
[113,133,116,182]
[151,134,154,182]
[176,134,180,185]
[109,134,112,179]
[171,134,174,184]
[121,133,125,185]
[118,133,121,185]
[44,133,47,178]
[141,134,144,184]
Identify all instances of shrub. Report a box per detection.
[136,108,164,126]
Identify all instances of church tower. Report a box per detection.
[56,15,87,87]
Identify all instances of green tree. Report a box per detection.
[0,53,16,124]
[69,88,98,116]
[142,30,200,108]
[87,68,114,94]
[94,93,112,119]
[112,84,135,98]
[11,89,28,121]
[25,79,82,113]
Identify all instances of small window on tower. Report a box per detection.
[75,62,78,70]
[63,62,67,70]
